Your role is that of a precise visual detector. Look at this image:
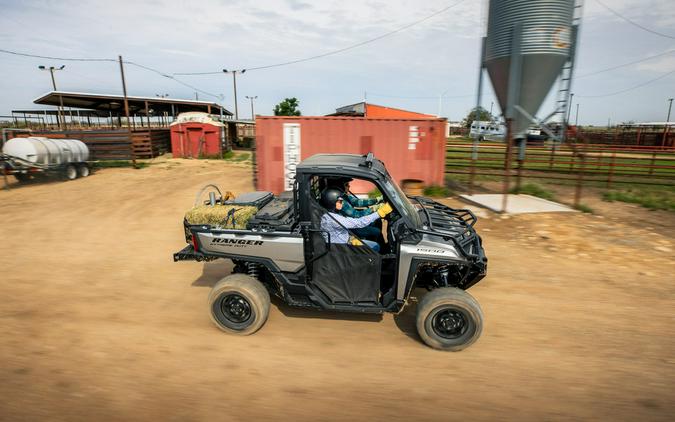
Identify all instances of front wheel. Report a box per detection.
[416,287,483,351]
[208,274,270,335]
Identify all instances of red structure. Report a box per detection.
[255,115,447,194]
[170,113,224,158]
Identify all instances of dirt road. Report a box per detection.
[1,159,674,421]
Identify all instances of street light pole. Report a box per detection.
[663,98,673,147]
[38,65,65,129]
[245,96,257,120]
[566,92,574,124]
[223,69,246,120]
[575,103,579,126]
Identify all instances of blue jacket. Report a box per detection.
[340,193,378,218]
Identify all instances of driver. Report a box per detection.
[326,177,385,245]
[326,177,383,218]
[320,188,392,252]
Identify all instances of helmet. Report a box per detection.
[320,188,343,210]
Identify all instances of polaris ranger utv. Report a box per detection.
[174,153,488,351]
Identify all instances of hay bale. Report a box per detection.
[185,205,258,229]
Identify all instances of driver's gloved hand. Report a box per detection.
[377,202,393,218]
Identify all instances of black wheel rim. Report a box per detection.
[432,308,469,339]
[219,293,252,324]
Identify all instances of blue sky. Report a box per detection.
[0,0,673,125]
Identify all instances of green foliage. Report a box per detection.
[462,106,495,128]
[603,188,675,211]
[273,98,302,116]
[367,188,382,199]
[574,203,594,213]
[94,160,150,169]
[423,185,450,198]
[509,183,556,201]
[200,151,250,162]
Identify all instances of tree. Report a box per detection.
[462,106,494,128]
[273,98,302,116]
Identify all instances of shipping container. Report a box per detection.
[255,116,447,194]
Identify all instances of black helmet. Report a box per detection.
[320,188,343,210]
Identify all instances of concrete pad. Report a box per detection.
[459,194,576,214]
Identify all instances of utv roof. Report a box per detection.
[297,153,387,176]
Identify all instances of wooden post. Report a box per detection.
[501,120,513,213]
[118,55,136,167]
[649,151,656,176]
[574,138,587,208]
[607,151,616,188]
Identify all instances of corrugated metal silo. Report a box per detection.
[485,0,575,137]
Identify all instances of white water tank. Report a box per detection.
[2,137,89,165]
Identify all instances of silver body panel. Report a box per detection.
[196,231,305,272]
[396,235,463,300]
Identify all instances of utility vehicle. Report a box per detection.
[174,153,488,351]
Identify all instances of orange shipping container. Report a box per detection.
[255,116,447,194]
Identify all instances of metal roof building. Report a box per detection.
[32,91,232,117]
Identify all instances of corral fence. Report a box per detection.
[446,139,675,208]
[575,126,674,147]
[3,128,170,160]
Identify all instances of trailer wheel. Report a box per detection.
[208,274,270,335]
[64,164,78,180]
[416,287,483,351]
[78,164,90,178]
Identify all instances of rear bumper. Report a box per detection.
[173,244,215,262]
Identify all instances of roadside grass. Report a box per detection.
[200,151,250,161]
[423,185,451,198]
[94,160,151,169]
[574,203,594,213]
[509,183,556,201]
[602,188,675,211]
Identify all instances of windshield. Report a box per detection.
[381,177,421,228]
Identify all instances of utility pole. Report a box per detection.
[118,55,136,167]
[223,69,246,120]
[38,65,66,129]
[245,95,257,120]
[663,98,673,147]
[575,103,579,126]
[566,93,574,124]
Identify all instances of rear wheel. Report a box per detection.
[416,287,483,351]
[208,274,270,335]
[64,164,78,180]
[78,164,90,178]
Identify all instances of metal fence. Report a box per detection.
[446,140,675,207]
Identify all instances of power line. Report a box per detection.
[594,0,675,40]
[0,48,221,99]
[174,0,468,75]
[368,92,474,100]
[0,48,115,62]
[577,68,675,98]
[576,48,675,78]
[124,61,221,99]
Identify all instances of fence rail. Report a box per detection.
[446,140,675,206]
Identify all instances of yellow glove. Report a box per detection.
[377,202,393,218]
